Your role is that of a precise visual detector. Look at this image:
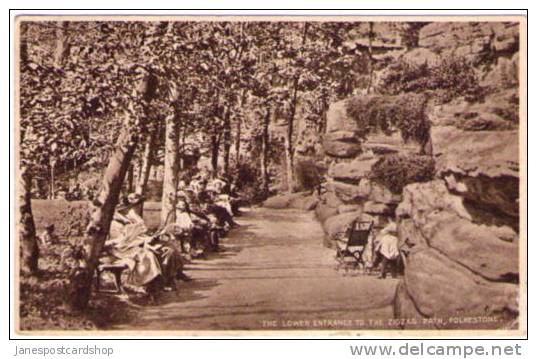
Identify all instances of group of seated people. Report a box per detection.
[100,173,239,299]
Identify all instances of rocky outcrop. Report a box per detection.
[317,21,522,329]
[394,179,520,328]
[324,101,362,159]
[397,181,518,280]
[328,154,378,183]
[401,248,518,329]
[323,136,361,158]
[431,126,519,224]
[430,89,518,131]
[419,22,519,65]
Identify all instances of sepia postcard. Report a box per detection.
[13,14,527,337]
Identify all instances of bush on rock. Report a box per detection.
[371,154,435,194]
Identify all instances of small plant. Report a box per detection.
[370,154,435,194]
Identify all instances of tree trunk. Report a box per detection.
[235,90,248,167]
[222,109,232,178]
[235,116,242,167]
[284,22,308,193]
[134,121,160,216]
[54,21,70,67]
[177,124,183,171]
[366,22,374,94]
[285,81,299,193]
[260,108,271,194]
[161,113,180,227]
[284,135,294,193]
[210,133,221,176]
[19,164,39,276]
[71,71,157,311]
[72,110,140,310]
[126,165,134,193]
[179,128,186,170]
[49,160,55,199]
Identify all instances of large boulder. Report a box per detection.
[397,180,519,281]
[404,248,518,328]
[431,126,519,219]
[482,53,519,88]
[364,201,394,216]
[328,180,369,203]
[425,212,518,281]
[337,204,362,214]
[263,192,310,209]
[366,179,402,204]
[315,202,339,225]
[327,155,378,184]
[323,134,361,158]
[326,100,358,133]
[328,178,401,205]
[288,193,318,211]
[401,47,441,67]
[396,180,472,223]
[324,101,362,158]
[262,194,295,209]
[323,210,363,240]
[263,192,318,211]
[393,281,435,329]
[324,189,344,208]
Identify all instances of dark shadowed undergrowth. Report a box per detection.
[19,239,134,331]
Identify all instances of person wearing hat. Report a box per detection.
[104,193,184,295]
[172,197,212,258]
[373,221,400,279]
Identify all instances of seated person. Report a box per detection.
[372,222,400,279]
[103,194,188,295]
[171,197,211,257]
[199,190,237,228]
[209,176,227,194]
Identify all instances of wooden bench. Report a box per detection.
[95,262,128,293]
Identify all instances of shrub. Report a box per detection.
[346,93,431,148]
[378,55,482,103]
[370,154,435,194]
[378,61,430,95]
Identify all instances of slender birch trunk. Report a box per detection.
[160,113,180,226]
[71,71,157,310]
[134,121,160,216]
[260,108,271,194]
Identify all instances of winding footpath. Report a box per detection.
[112,208,398,331]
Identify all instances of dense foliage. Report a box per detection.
[378,55,482,103]
[370,154,435,194]
[21,21,384,198]
[345,93,431,147]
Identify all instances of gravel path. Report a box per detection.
[112,207,399,331]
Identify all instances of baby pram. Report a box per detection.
[335,220,374,275]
